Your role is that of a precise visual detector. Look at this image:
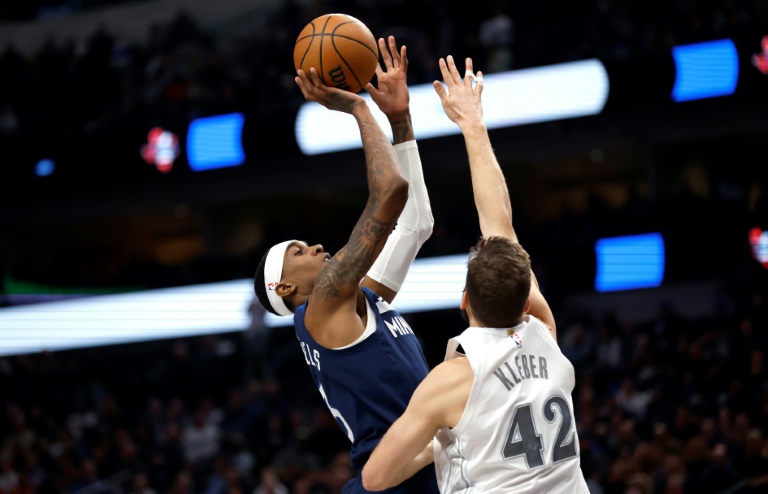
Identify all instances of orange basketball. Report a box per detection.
[294,13,379,94]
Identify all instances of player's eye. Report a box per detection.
[295,248,302,255]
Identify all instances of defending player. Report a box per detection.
[254,38,439,493]
[362,55,590,493]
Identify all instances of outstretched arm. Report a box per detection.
[433,56,512,239]
[362,358,473,491]
[362,36,433,303]
[434,56,557,337]
[295,68,408,342]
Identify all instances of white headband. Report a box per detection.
[264,239,299,316]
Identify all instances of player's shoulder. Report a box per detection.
[414,357,474,428]
[427,357,473,389]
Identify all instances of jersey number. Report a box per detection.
[318,385,355,443]
[502,396,578,469]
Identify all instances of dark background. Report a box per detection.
[1,0,768,493]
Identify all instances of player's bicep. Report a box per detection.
[363,408,437,490]
[360,276,398,304]
[363,377,445,491]
[313,199,401,306]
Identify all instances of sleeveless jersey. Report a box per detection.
[433,315,589,494]
[294,287,439,494]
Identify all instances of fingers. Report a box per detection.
[296,68,334,102]
[379,36,406,72]
[432,80,447,102]
[364,82,377,96]
[445,55,463,86]
[307,67,323,87]
[438,58,452,87]
[475,70,484,97]
[464,58,473,89]
[379,37,394,70]
[387,36,399,68]
[295,69,310,93]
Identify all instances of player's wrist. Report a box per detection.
[388,111,413,143]
[385,109,411,122]
[458,119,487,136]
[352,100,372,119]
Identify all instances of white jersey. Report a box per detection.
[433,315,589,494]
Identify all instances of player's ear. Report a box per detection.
[276,283,296,299]
[524,298,531,314]
[460,291,469,310]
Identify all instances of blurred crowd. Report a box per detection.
[1,0,767,181]
[1,0,767,292]
[1,275,767,494]
[1,1,768,493]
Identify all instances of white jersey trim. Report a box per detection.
[332,295,377,350]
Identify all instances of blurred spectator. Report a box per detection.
[130,472,158,494]
[182,409,220,466]
[478,2,514,71]
[0,2,766,493]
[253,466,288,494]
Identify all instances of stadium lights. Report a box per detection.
[671,39,739,102]
[0,254,468,356]
[295,59,610,155]
[187,113,246,171]
[0,232,675,356]
[594,233,665,292]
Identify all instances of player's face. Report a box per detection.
[281,241,331,290]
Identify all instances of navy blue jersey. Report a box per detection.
[294,287,438,494]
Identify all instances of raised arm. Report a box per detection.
[433,56,512,239]
[294,68,408,339]
[434,56,557,336]
[367,36,415,144]
[362,36,433,303]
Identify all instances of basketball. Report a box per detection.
[293,13,379,94]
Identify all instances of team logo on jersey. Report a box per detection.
[510,333,523,348]
[267,282,278,290]
[375,296,394,314]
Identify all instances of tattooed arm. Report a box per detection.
[295,67,408,347]
[365,37,415,145]
[361,36,433,303]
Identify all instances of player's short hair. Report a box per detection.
[465,236,531,328]
[254,251,294,316]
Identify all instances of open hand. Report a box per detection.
[366,36,409,118]
[295,68,365,114]
[433,56,484,129]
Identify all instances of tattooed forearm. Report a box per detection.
[390,114,414,144]
[312,102,407,302]
[314,213,393,302]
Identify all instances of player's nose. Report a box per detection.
[311,244,324,255]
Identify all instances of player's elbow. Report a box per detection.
[390,177,409,203]
[417,211,434,245]
[382,178,409,212]
[361,463,390,492]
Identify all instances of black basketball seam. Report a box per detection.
[319,15,333,85]
[298,21,317,71]
[295,23,377,56]
[331,21,378,58]
[296,33,376,53]
[330,20,377,91]
[331,36,365,92]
